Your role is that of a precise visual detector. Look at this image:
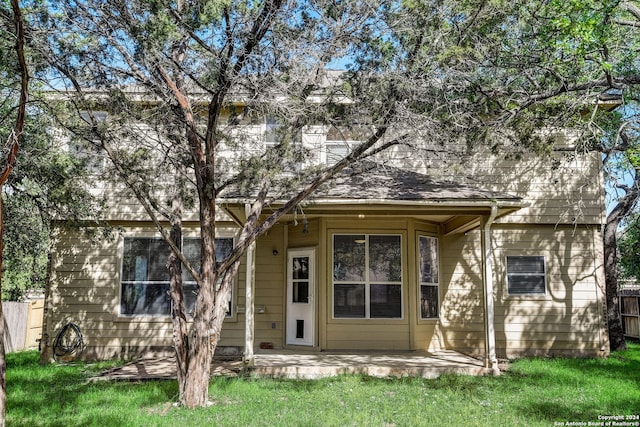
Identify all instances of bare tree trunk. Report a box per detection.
[168,219,189,401]
[603,168,640,352]
[604,217,629,352]
[181,193,216,407]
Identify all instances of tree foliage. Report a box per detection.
[15,0,640,405]
[0,0,104,302]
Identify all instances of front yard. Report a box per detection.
[7,344,640,426]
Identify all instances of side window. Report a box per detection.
[506,256,546,295]
[120,237,235,317]
[418,236,439,319]
[182,237,235,317]
[120,238,172,316]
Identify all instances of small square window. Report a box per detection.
[506,256,546,295]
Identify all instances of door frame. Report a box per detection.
[286,247,316,346]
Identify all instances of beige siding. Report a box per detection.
[424,230,486,356]
[417,225,607,358]
[385,146,605,226]
[42,223,270,361]
[411,225,608,358]
[45,214,608,360]
[491,225,607,358]
[325,323,411,350]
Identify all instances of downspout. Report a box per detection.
[482,204,500,374]
[243,203,256,367]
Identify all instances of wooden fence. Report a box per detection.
[620,294,640,340]
[3,300,44,353]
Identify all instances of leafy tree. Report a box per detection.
[0,0,28,424]
[449,0,640,352]
[30,0,558,407]
[618,212,640,282]
[24,0,640,406]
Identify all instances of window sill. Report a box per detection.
[503,293,551,302]
[113,314,237,323]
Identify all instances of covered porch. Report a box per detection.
[219,163,524,372]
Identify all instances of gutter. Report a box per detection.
[483,204,500,374]
[220,198,524,208]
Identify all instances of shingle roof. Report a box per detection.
[312,162,520,202]
[220,161,522,206]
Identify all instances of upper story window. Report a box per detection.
[418,236,439,319]
[264,115,280,148]
[325,126,366,165]
[70,110,109,173]
[68,141,105,174]
[80,110,108,124]
[120,237,234,317]
[332,234,403,319]
[506,256,546,295]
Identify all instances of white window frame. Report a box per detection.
[119,236,235,318]
[323,125,359,165]
[332,233,403,320]
[418,235,440,320]
[506,255,547,296]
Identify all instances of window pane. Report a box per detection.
[419,236,439,284]
[334,284,365,318]
[293,282,309,303]
[120,283,170,315]
[146,240,171,281]
[507,256,544,274]
[507,256,546,295]
[122,239,147,281]
[370,284,402,318]
[183,283,198,313]
[369,235,401,282]
[122,237,235,317]
[122,238,171,282]
[292,257,309,280]
[216,238,234,260]
[333,235,365,281]
[508,275,545,294]
[182,239,201,283]
[421,285,439,318]
[265,116,279,144]
[326,143,349,165]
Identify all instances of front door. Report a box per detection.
[286,248,315,346]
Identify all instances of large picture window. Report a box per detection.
[120,237,234,316]
[419,236,439,319]
[333,234,402,319]
[506,256,546,295]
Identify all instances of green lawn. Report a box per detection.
[6,344,640,427]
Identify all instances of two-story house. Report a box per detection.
[40,88,609,371]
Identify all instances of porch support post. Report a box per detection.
[243,204,257,367]
[481,204,500,374]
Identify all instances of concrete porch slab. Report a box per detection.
[96,350,492,381]
[248,350,490,379]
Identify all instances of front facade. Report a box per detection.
[40,122,610,366]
